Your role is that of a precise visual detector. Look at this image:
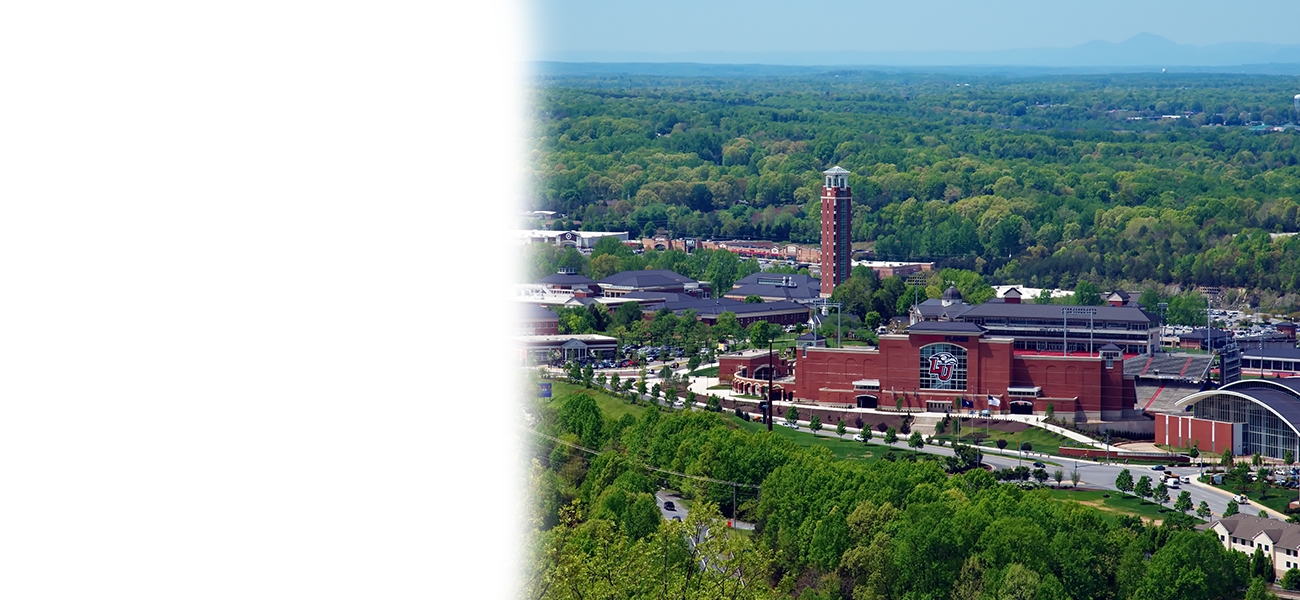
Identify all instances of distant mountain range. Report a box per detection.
[539,33,1300,70]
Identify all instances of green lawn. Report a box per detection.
[690,366,719,377]
[1206,478,1297,514]
[931,423,1074,456]
[708,384,732,390]
[544,380,646,421]
[725,415,936,464]
[1047,488,1205,524]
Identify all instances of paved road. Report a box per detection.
[799,425,1283,520]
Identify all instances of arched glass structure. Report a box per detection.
[1175,379,1300,460]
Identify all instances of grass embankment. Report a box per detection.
[544,380,646,420]
[725,415,934,464]
[1047,488,1205,525]
[690,366,720,377]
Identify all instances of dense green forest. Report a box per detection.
[523,385,1272,600]
[526,72,1300,313]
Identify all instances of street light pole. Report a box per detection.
[767,338,774,432]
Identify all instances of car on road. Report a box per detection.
[1150,465,1165,471]
[673,399,685,409]
[1234,495,1250,504]
[1033,461,1046,468]
[1181,476,1191,484]
[853,433,865,441]
[663,501,676,511]
[780,421,799,429]
[1165,478,1180,488]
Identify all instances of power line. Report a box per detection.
[521,426,762,489]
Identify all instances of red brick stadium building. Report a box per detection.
[723,320,1140,422]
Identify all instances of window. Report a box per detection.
[919,343,968,391]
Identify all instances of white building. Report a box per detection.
[1209,513,1300,579]
[512,230,628,249]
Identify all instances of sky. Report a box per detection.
[532,0,1300,58]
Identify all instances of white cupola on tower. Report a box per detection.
[824,165,849,190]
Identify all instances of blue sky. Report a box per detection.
[532,0,1300,57]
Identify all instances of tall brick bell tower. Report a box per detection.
[820,166,852,297]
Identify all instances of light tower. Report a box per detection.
[820,166,852,297]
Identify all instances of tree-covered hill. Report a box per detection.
[527,72,1300,312]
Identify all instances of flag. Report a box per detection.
[987,394,1001,407]
[961,398,974,408]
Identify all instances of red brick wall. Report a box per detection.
[1155,414,1236,454]
[719,353,787,382]
[792,334,1128,413]
[521,320,559,335]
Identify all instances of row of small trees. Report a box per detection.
[1114,468,1216,518]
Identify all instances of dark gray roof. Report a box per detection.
[518,304,559,320]
[1222,378,1300,400]
[734,272,820,288]
[599,269,697,288]
[622,290,692,304]
[726,283,820,301]
[904,321,985,335]
[942,286,962,301]
[958,302,1156,324]
[535,272,597,286]
[913,298,974,320]
[1214,380,1300,428]
[667,298,809,318]
[1178,328,1233,341]
[1241,347,1300,360]
[796,332,826,341]
[1098,343,1122,351]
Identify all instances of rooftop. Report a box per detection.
[517,304,559,320]
[1211,513,1300,550]
[1241,347,1300,360]
[904,321,985,335]
[535,272,598,286]
[512,334,618,343]
[512,230,628,239]
[599,269,700,289]
[960,302,1156,323]
[667,298,809,317]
